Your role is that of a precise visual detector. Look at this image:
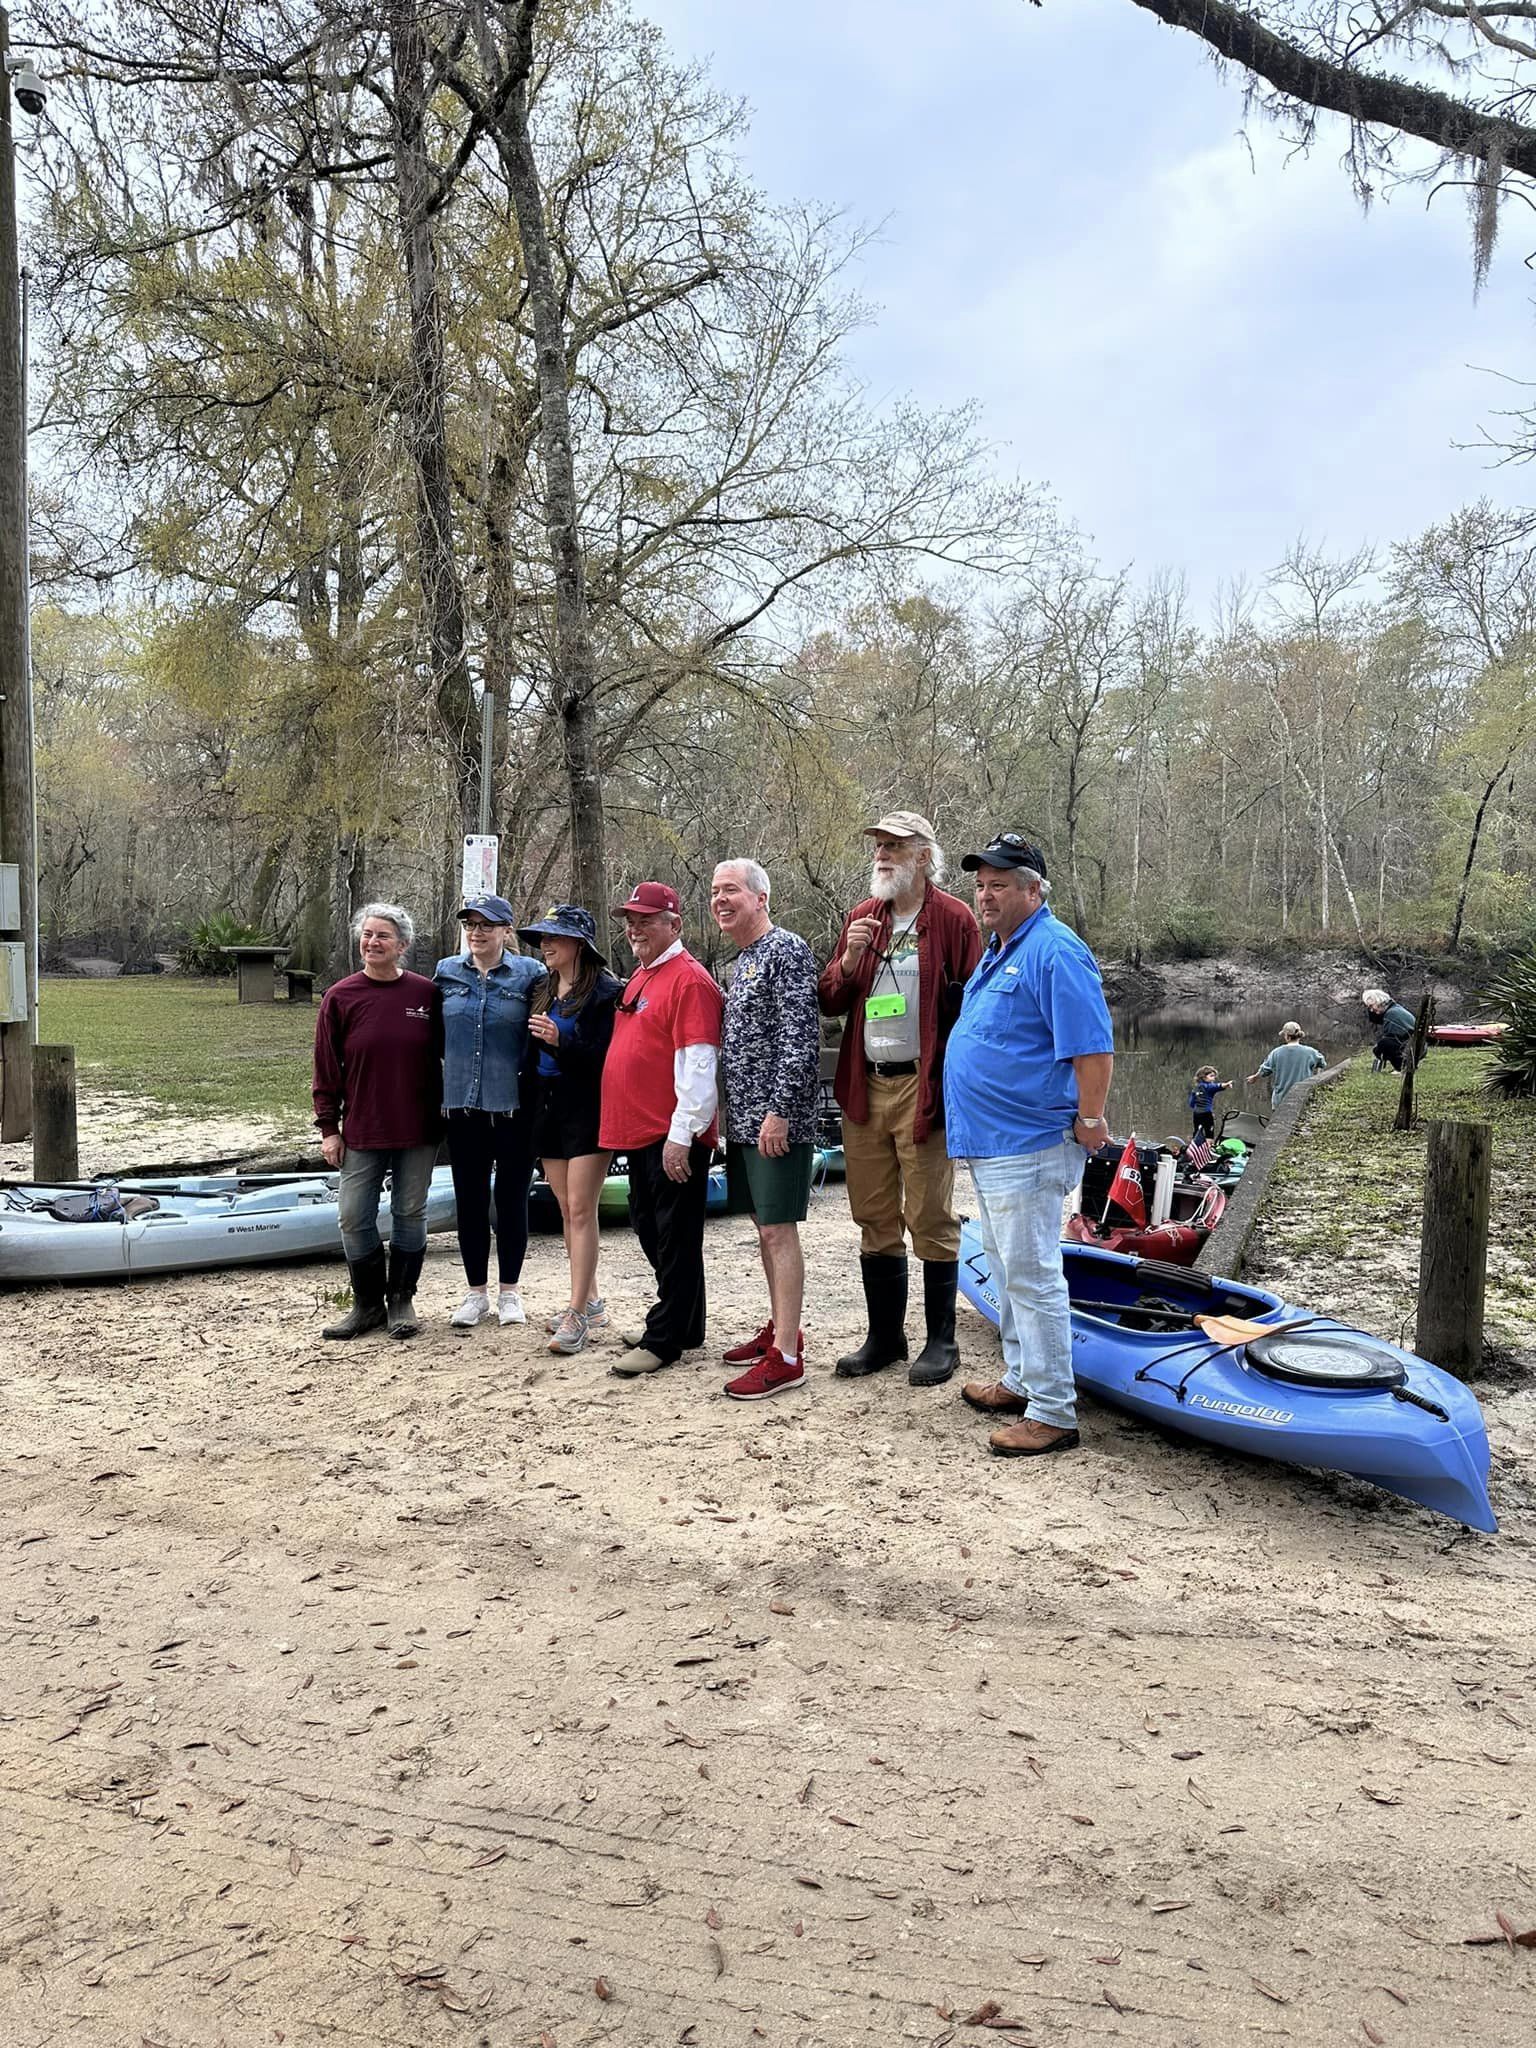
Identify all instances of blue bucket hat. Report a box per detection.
[516,902,607,966]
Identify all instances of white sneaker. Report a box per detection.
[451,1292,492,1328]
[497,1287,527,1326]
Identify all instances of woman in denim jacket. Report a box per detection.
[435,892,544,1327]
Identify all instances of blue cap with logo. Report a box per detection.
[457,892,517,925]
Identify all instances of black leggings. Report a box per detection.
[445,1111,536,1288]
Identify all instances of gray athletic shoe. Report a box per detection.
[548,1309,590,1356]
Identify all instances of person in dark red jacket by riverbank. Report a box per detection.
[312,902,442,1341]
[818,813,982,1386]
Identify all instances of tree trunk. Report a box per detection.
[1448,755,1511,955]
[494,0,606,912]
[386,0,479,834]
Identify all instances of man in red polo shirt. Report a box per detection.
[819,812,982,1385]
[600,882,725,1376]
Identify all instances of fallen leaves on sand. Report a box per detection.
[769,1597,795,1616]
[1360,1785,1401,1806]
[1464,1912,1536,1950]
[1186,1777,1214,1809]
[468,1846,507,1868]
[705,1906,723,1930]
[1361,2022,1385,2045]
[594,1976,613,2001]
[1250,1975,1288,2004]
[288,1846,302,1875]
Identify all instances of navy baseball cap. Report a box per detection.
[457,892,516,924]
[960,833,1049,878]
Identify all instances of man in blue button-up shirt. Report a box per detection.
[945,836,1114,1460]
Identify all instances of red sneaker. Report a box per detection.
[724,1347,806,1401]
[722,1319,775,1364]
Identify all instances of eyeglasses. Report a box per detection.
[992,833,1032,849]
[616,964,663,1014]
[460,918,501,932]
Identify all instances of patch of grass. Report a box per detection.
[1255,1046,1536,1367]
[39,978,315,1127]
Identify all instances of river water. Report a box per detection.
[1106,1003,1368,1142]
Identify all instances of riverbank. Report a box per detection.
[3,1073,1534,2044]
[1102,946,1486,1020]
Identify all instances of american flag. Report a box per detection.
[1185,1133,1215,1172]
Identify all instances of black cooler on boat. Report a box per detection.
[1080,1140,1161,1229]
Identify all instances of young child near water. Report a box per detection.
[1187,1064,1233,1139]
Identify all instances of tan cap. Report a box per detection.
[865,810,937,841]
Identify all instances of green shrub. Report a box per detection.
[1152,903,1223,962]
[1484,950,1536,1098]
[178,910,276,976]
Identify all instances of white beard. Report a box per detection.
[869,857,920,903]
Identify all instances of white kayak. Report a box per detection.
[0,1168,458,1283]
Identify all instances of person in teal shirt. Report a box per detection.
[1247,1022,1325,1106]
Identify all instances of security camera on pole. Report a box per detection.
[0,5,40,1139]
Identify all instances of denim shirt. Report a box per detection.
[435,952,545,1112]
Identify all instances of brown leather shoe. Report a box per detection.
[989,1419,1081,1458]
[961,1380,1030,1417]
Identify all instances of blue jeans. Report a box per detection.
[337,1144,437,1261]
[967,1139,1086,1429]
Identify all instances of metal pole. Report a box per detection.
[21,254,34,1042]
[478,686,494,836]
[0,5,37,1138]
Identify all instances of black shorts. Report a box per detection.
[528,1076,605,1161]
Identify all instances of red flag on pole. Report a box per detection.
[1105,1135,1147,1227]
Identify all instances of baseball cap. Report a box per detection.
[611,881,681,919]
[865,810,937,841]
[457,892,516,923]
[959,833,1049,878]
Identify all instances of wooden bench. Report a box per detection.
[284,968,316,1004]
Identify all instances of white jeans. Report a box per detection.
[968,1139,1086,1430]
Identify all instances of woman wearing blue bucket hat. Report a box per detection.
[518,904,622,1354]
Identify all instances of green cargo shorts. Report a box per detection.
[726,1140,817,1226]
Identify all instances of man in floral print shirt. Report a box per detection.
[710,858,822,1401]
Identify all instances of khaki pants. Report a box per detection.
[841,1071,960,1261]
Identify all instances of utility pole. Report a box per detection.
[0,4,35,1138]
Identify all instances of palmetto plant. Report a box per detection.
[178,912,276,977]
[1485,952,1536,1099]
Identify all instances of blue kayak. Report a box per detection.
[958,1222,1496,1534]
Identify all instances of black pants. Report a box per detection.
[445,1111,536,1288]
[1374,1033,1408,1072]
[626,1138,712,1363]
[1192,1111,1215,1139]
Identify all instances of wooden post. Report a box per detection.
[1394,988,1436,1133]
[1416,1119,1491,1376]
[32,1042,77,1181]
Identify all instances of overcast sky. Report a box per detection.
[642,0,1536,608]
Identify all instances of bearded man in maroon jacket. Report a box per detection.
[818,813,982,1386]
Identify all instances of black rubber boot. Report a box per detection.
[909,1259,959,1386]
[387,1246,426,1339]
[834,1253,909,1377]
[323,1247,388,1340]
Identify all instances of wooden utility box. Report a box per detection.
[0,939,24,1022]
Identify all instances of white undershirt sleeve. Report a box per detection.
[669,1043,719,1145]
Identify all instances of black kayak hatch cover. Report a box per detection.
[1245,1332,1407,1389]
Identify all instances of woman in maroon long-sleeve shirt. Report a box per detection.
[312,902,442,1341]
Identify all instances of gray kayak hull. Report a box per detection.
[0,1168,458,1283]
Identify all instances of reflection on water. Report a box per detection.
[1107,1003,1365,1142]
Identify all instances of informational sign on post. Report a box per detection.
[461,835,499,902]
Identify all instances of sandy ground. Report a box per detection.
[2,1107,1534,2047]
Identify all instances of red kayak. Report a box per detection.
[1429,1022,1505,1048]
[1064,1175,1226,1266]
